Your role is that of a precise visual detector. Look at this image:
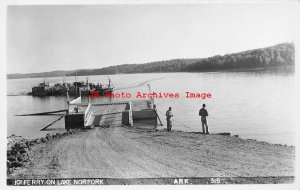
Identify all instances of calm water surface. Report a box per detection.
[7,72,295,145]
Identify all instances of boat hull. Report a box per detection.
[29,88,113,97]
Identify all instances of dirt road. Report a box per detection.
[10,126,294,179]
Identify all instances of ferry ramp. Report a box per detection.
[84,102,131,128]
[66,98,157,129]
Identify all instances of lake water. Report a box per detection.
[7,71,295,145]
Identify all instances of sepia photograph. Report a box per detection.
[2,0,300,188]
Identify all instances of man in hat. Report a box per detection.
[199,104,209,134]
[166,107,173,131]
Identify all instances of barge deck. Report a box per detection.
[65,97,158,130]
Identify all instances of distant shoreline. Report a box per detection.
[7,42,295,79]
[7,65,295,80]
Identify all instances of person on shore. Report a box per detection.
[166,107,173,132]
[199,104,209,134]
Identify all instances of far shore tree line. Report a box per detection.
[8,42,294,79]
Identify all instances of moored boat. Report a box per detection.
[27,77,114,97]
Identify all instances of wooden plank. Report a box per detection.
[16,109,68,116]
[40,116,64,131]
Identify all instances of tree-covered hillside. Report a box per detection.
[8,42,294,79]
[69,42,294,76]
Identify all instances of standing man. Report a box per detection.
[166,107,173,132]
[199,104,209,134]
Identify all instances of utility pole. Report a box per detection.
[75,73,77,98]
[147,84,154,109]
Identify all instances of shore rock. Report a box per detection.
[11,161,22,168]
[7,135,32,172]
[7,129,80,175]
[46,133,52,140]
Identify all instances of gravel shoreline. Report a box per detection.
[7,130,79,175]
[7,126,295,183]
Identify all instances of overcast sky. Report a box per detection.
[7,3,297,74]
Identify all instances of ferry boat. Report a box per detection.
[21,84,161,131]
[27,77,114,97]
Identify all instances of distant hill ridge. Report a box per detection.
[7,42,294,79]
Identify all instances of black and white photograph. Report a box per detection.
[1,0,300,188]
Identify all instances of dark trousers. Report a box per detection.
[201,119,209,134]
